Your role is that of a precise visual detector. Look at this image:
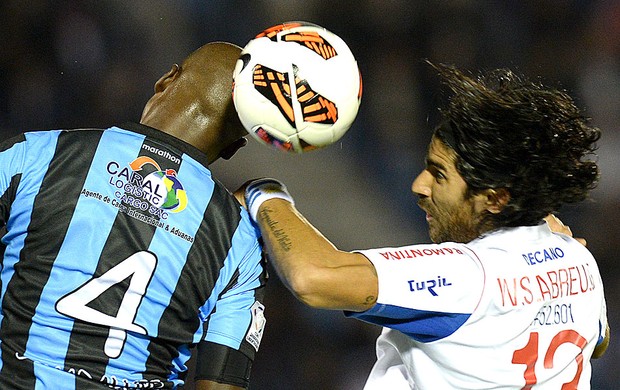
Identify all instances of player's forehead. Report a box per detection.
[426,136,459,172]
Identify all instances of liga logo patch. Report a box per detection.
[246,301,266,352]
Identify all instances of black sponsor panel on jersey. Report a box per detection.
[143,183,241,377]
[0,130,102,386]
[64,135,183,388]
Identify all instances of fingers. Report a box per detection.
[234,178,271,209]
[544,214,565,232]
[233,188,246,207]
[233,180,255,208]
[575,237,587,246]
[544,214,587,247]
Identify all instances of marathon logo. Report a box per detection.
[141,144,181,164]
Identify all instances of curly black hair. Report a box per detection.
[431,62,600,227]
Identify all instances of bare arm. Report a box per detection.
[254,197,378,312]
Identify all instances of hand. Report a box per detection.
[243,178,294,221]
[234,179,292,216]
[544,214,587,246]
[233,180,255,208]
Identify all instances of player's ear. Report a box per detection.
[154,64,181,93]
[483,188,510,214]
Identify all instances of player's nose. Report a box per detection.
[411,170,432,197]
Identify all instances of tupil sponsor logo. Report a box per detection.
[408,276,452,296]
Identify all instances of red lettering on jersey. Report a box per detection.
[497,264,597,307]
[379,247,464,260]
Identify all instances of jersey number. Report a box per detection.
[512,330,587,389]
[56,251,157,358]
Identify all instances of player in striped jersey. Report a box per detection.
[239,63,610,388]
[0,42,266,389]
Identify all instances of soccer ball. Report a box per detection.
[232,22,362,153]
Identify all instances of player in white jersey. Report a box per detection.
[353,225,605,389]
[237,63,610,389]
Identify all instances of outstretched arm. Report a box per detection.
[241,179,378,312]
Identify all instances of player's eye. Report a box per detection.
[427,166,446,182]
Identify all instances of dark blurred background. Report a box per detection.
[1,1,617,389]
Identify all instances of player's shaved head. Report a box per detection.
[180,41,241,119]
[140,41,246,162]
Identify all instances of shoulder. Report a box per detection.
[357,242,484,297]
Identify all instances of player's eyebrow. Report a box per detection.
[425,157,447,172]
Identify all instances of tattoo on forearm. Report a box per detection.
[259,207,292,252]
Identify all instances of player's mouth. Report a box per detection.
[417,201,433,221]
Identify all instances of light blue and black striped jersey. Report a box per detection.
[0,123,267,389]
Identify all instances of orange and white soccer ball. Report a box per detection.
[232,22,362,153]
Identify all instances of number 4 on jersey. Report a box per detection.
[56,251,157,358]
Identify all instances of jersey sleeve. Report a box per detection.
[0,132,60,228]
[201,214,267,358]
[0,134,26,225]
[194,213,267,387]
[346,243,484,342]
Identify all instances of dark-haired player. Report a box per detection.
[239,63,609,389]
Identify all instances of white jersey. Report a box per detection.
[347,224,607,389]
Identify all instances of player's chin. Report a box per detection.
[427,224,441,243]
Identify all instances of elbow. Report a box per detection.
[285,266,331,309]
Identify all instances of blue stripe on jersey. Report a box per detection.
[34,360,76,390]
[203,216,263,348]
[0,134,30,370]
[1,132,59,298]
[0,135,25,196]
[24,129,145,373]
[134,154,216,337]
[0,132,59,377]
[0,138,27,311]
[347,303,471,342]
[0,137,26,374]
